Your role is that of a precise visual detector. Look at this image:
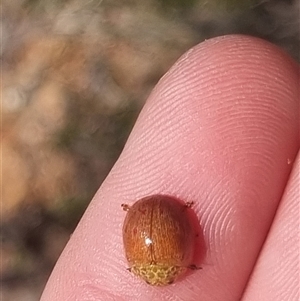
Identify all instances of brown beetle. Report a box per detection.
[122,195,198,286]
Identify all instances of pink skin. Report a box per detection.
[40,35,299,301]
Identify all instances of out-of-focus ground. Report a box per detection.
[1,0,299,300]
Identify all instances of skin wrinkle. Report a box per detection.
[203,191,232,261]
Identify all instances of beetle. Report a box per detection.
[122,194,199,286]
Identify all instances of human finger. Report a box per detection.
[41,35,299,301]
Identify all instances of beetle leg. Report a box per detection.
[121,203,131,211]
[185,201,194,208]
[188,264,202,270]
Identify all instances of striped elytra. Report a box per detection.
[122,195,197,286]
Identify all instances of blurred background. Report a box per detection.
[1,0,299,300]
